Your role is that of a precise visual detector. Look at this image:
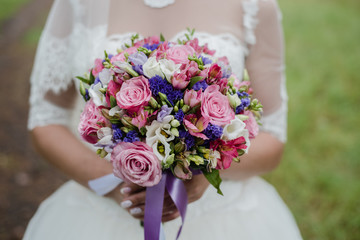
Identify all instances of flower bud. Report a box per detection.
[174,142,186,153]
[243,69,249,81]
[187,155,204,165]
[163,154,175,169]
[227,93,241,108]
[96,148,108,158]
[121,116,134,128]
[182,105,190,113]
[149,97,160,109]
[170,119,180,128]
[170,128,179,137]
[235,114,249,121]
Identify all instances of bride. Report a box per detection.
[24,0,303,239]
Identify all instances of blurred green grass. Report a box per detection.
[2,0,360,239]
[0,0,29,22]
[265,0,360,239]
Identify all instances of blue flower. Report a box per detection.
[123,130,140,143]
[174,109,185,123]
[143,43,160,51]
[179,129,195,150]
[132,65,144,75]
[157,105,173,122]
[192,80,208,91]
[113,126,124,140]
[203,124,223,141]
[149,75,183,105]
[235,98,251,114]
[200,55,212,65]
[129,52,148,66]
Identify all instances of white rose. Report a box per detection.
[143,56,163,79]
[159,58,180,82]
[89,82,108,107]
[98,68,112,86]
[222,118,250,153]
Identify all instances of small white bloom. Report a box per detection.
[227,93,241,108]
[222,118,250,153]
[143,56,163,79]
[96,127,113,146]
[159,59,180,82]
[208,150,220,169]
[89,83,107,107]
[109,106,125,117]
[98,68,113,86]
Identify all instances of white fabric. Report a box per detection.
[143,0,175,8]
[25,0,300,239]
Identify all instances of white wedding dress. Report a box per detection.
[24,0,302,239]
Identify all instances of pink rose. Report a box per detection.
[111,141,162,187]
[184,89,202,107]
[210,137,247,169]
[92,58,104,77]
[243,110,259,138]
[165,45,195,64]
[111,47,138,63]
[116,76,151,113]
[78,99,108,144]
[183,114,209,140]
[201,85,235,126]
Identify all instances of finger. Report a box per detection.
[120,190,146,210]
[119,182,145,196]
[162,211,180,222]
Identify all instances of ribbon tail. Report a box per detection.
[144,173,167,240]
[88,173,123,196]
[166,173,188,240]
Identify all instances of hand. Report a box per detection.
[183,174,210,204]
[109,182,180,222]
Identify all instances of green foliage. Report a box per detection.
[0,0,30,22]
[264,0,360,239]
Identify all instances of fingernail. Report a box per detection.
[130,207,142,215]
[120,200,132,209]
[120,187,131,194]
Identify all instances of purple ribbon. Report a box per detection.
[144,172,188,240]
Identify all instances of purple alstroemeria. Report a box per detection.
[157,105,173,122]
[200,55,212,65]
[218,62,232,78]
[129,52,148,66]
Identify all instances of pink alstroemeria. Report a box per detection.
[131,108,151,130]
[171,61,200,89]
[111,47,138,63]
[184,89,202,108]
[206,63,223,85]
[155,41,170,60]
[92,58,104,77]
[185,38,216,56]
[172,72,189,89]
[210,137,247,169]
[183,114,209,140]
[106,80,122,106]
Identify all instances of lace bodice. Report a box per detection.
[28,0,287,142]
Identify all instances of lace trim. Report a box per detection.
[242,0,259,55]
[143,0,175,8]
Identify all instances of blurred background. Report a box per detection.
[0,0,359,239]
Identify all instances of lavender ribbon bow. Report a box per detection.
[144,171,188,240]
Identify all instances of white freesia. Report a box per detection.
[89,82,107,107]
[159,58,180,82]
[143,56,163,79]
[98,68,112,86]
[146,119,176,163]
[208,150,220,169]
[222,118,250,153]
[95,127,113,147]
[109,106,125,117]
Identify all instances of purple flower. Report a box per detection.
[237,91,249,98]
[174,109,185,123]
[200,55,212,65]
[179,129,195,150]
[218,62,232,78]
[113,125,124,140]
[149,75,183,105]
[235,98,251,114]
[132,65,144,75]
[129,52,148,66]
[143,43,160,51]
[94,76,101,85]
[123,130,140,143]
[203,124,223,141]
[192,80,208,91]
[157,105,173,122]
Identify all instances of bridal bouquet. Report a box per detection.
[77,29,262,239]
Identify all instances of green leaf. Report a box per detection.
[110,96,117,108]
[76,76,91,85]
[202,169,223,195]
[160,33,165,42]
[89,71,95,84]
[188,76,204,89]
[139,127,147,136]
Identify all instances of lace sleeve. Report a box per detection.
[27,0,78,130]
[244,0,288,142]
